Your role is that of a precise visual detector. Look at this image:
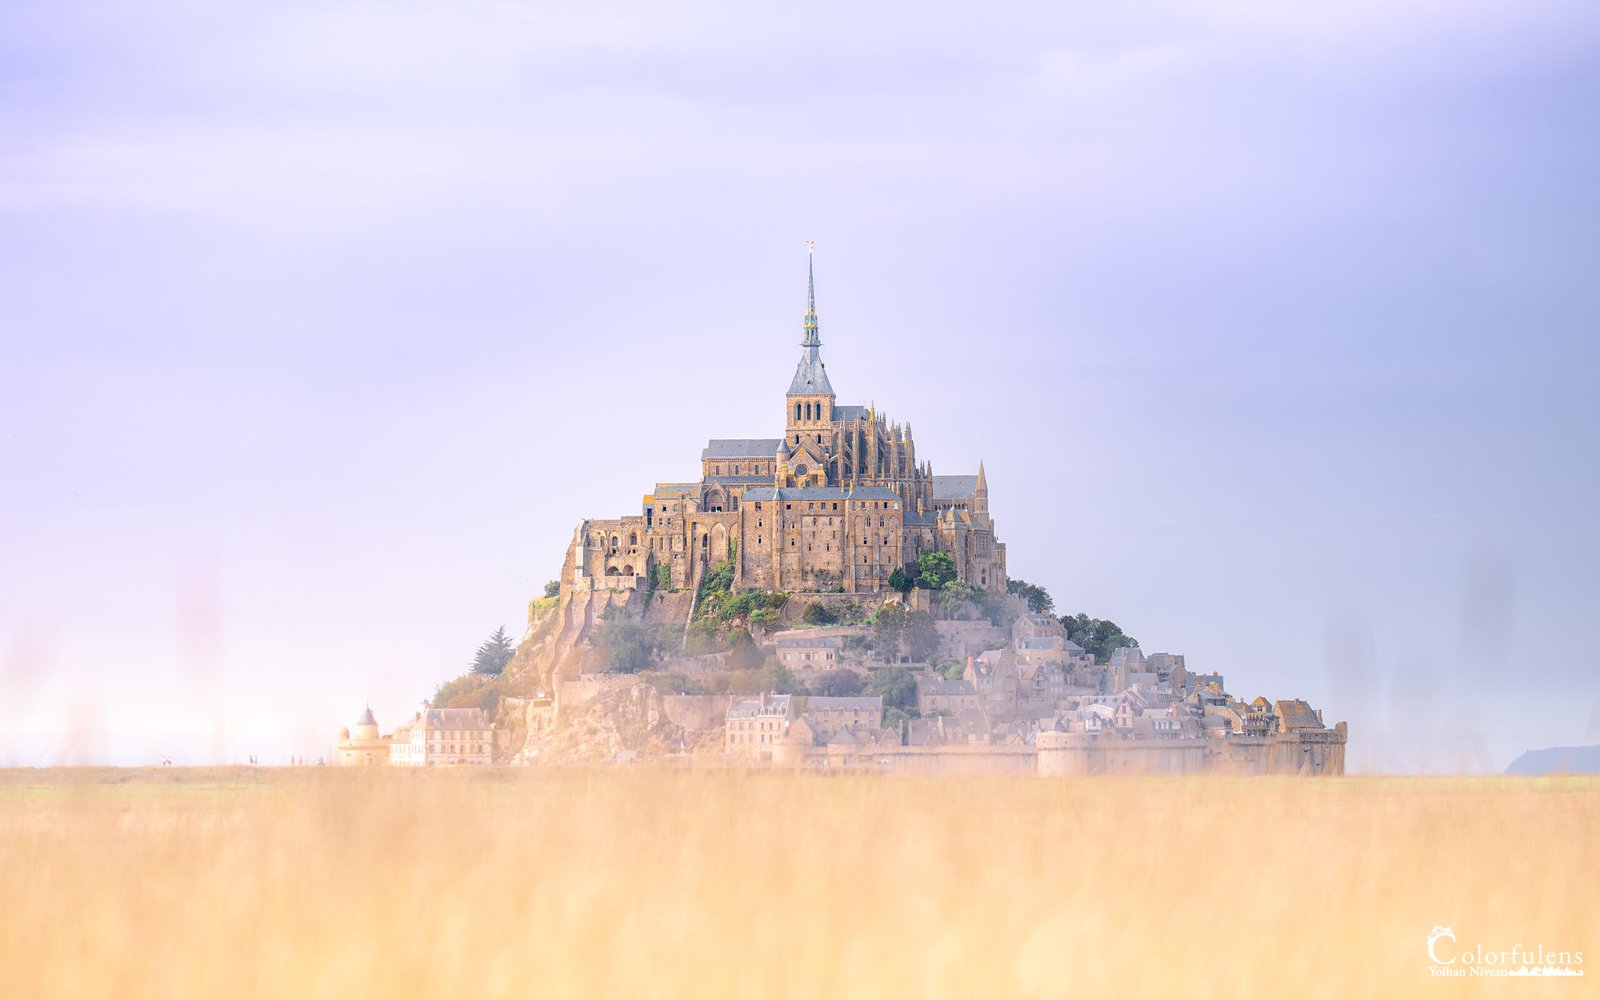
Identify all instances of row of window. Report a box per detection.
[752,500,900,512]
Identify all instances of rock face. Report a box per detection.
[516,681,724,764]
[1505,745,1600,775]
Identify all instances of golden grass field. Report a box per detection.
[2,768,1595,998]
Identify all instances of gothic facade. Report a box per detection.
[563,253,1007,597]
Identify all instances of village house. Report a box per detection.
[725,693,793,761]
[775,634,846,670]
[917,675,978,715]
[388,708,493,767]
[802,695,882,735]
[965,650,1019,714]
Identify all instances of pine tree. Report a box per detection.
[472,626,515,675]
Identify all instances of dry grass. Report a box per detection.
[2,768,1595,998]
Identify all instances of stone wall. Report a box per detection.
[661,695,734,732]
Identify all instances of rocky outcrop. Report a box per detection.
[514,680,724,763]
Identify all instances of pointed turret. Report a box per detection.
[975,461,989,515]
[787,243,833,397]
[803,247,819,348]
[786,243,835,435]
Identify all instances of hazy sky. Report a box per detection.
[3,1,1598,770]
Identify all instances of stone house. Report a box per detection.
[964,650,1019,713]
[389,708,492,767]
[776,634,846,670]
[725,693,794,761]
[917,676,978,715]
[802,695,883,734]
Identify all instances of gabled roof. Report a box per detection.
[727,695,793,720]
[806,696,882,713]
[421,708,490,729]
[1275,700,1324,730]
[777,635,844,649]
[931,475,979,500]
[703,439,783,459]
[833,404,869,423]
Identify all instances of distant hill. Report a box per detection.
[1504,745,1600,776]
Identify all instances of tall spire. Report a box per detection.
[802,240,820,347]
[787,241,833,396]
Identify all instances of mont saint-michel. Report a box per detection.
[340,251,1346,776]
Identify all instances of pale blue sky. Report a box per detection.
[3,1,1597,769]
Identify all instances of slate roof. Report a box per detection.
[805,696,882,713]
[727,695,793,720]
[833,404,869,423]
[777,635,844,649]
[703,439,783,459]
[652,483,700,498]
[1275,700,1324,730]
[919,678,976,697]
[788,347,834,395]
[704,476,771,486]
[931,475,980,500]
[421,708,491,730]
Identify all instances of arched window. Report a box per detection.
[795,403,802,421]
[629,533,638,546]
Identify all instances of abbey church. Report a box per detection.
[563,252,1006,598]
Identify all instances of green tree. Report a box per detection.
[472,626,515,675]
[543,580,561,599]
[872,604,907,660]
[887,566,914,595]
[916,550,957,590]
[724,630,765,671]
[868,666,920,718]
[936,580,980,618]
[813,668,866,697]
[902,608,939,663]
[1006,578,1054,615]
[802,600,838,625]
[596,617,658,673]
[1060,612,1139,663]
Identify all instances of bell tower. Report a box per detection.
[785,242,835,445]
